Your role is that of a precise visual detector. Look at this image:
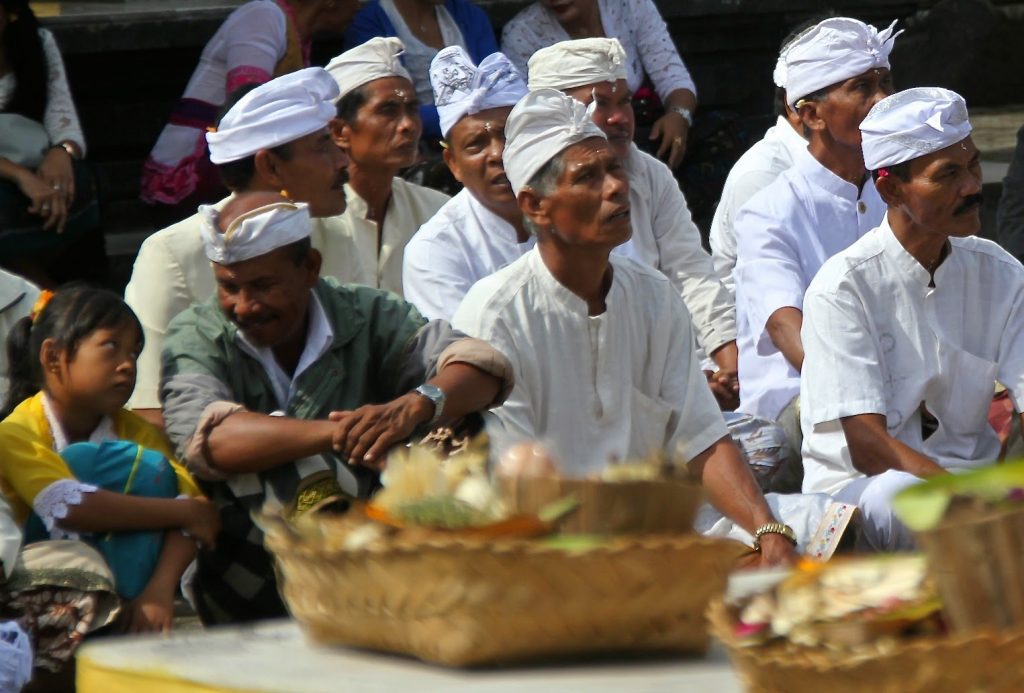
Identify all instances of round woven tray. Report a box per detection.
[707,599,1024,692]
[266,520,744,667]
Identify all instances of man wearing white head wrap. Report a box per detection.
[799,88,1024,551]
[161,190,513,623]
[403,47,532,321]
[325,38,449,297]
[453,89,798,567]
[732,17,898,458]
[527,37,740,411]
[125,68,363,420]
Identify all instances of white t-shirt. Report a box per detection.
[403,189,535,321]
[452,248,728,476]
[801,219,1024,495]
[709,116,808,298]
[613,145,735,354]
[502,0,696,100]
[733,147,885,421]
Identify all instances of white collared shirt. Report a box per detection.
[452,248,728,477]
[801,218,1024,495]
[403,189,535,321]
[613,144,736,354]
[733,147,885,421]
[234,291,334,409]
[709,116,808,297]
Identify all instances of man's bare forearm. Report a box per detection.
[766,306,804,372]
[204,412,336,473]
[841,413,947,478]
[429,362,503,425]
[688,436,778,534]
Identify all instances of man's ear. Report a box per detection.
[874,174,904,208]
[797,99,826,135]
[518,188,549,232]
[254,149,284,189]
[442,146,463,184]
[305,248,323,287]
[330,117,352,150]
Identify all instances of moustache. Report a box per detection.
[954,193,983,215]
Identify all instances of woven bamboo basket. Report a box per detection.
[707,599,1024,693]
[264,517,744,667]
[913,505,1024,633]
[498,476,703,534]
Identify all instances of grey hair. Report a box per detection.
[520,151,567,236]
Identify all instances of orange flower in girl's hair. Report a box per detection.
[30,290,55,324]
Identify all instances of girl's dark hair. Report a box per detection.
[1,0,48,121]
[2,284,143,419]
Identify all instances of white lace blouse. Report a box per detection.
[501,0,696,100]
[0,28,86,154]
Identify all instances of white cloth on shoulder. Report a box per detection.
[503,88,606,196]
[860,87,972,171]
[526,37,627,90]
[206,67,338,164]
[0,621,32,692]
[431,47,527,138]
[200,201,312,265]
[775,17,901,107]
[325,36,412,102]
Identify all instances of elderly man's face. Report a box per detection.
[445,106,517,217]
[531,137,631,247]
[213,246,320,350]
[887,136,983,238]
[801,67,894,148]
[335,76,422,171]
[564,79,634,160]
[271,129,349,217]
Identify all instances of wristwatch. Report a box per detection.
[413,383,446,428]
[753,522,797,551]
[668,105,694,127]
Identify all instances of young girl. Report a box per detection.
[0,285,219,672]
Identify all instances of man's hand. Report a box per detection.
[757,532,799,568]
[182,498,221,549]
[329,392,434,470]
[706,368,740,411]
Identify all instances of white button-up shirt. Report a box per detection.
[453,248,728,477]
[614,144,736,354]
[709,116,808,298]
[733,147,885,421]
[801,219,1024,495]
[403,189,535,321]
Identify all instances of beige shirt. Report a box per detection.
[339,177,450,296]
[124,197,364,410]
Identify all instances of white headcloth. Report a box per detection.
[774,18,902,108]
[200,201,312,265]
[430,47,527,138]
[325,37,413,102]
[207,68,338,164]
[860,87,972,171]
[503,88,606,197]
[526,38,627,91]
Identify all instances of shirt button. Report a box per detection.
[857,201,867,214]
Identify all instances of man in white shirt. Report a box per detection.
[125,68,357,422]
[454,88,797,566]
[527,38,739,409]
[733,17,899,447]
[402,47,534,321]
[326,37,449,296]
[800,88,1023,551]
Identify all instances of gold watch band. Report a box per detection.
[752,522,797,551]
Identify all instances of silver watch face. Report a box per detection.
[415,384,446,422]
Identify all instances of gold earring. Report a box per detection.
[281,188,291,200]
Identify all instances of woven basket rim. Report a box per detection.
[707,597,1024,674]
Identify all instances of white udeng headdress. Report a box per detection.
[526,37,628,91]
[430,47,527,138]
[774,17,902,108]
[325,37,413,102]
[206,68,338,164]
[860,87,972,171]
[502,88,606,197]
[200,201,312,265]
